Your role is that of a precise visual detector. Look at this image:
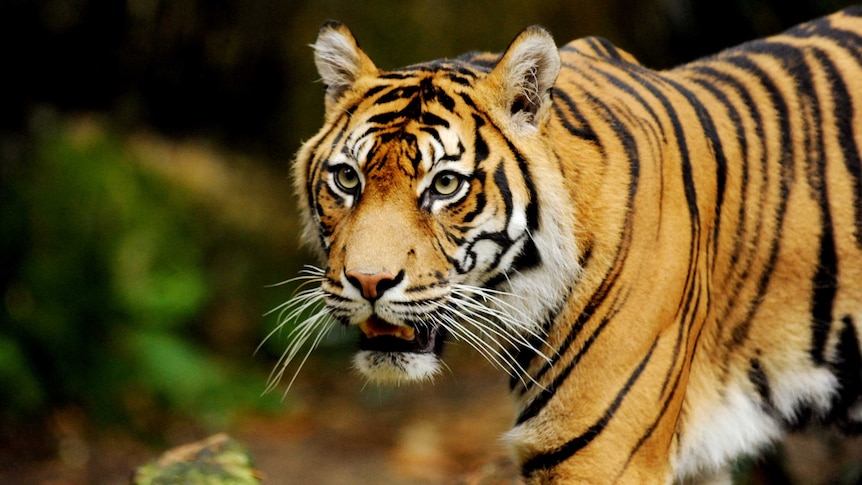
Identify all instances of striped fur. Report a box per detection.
[284,8,862,483]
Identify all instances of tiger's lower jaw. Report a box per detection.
[352,320,448,384]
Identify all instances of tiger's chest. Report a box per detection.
[676,354,844,479]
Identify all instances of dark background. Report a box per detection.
[1,1,859,483]
[2,0,855,159]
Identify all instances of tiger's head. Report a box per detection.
[283,21,580,386]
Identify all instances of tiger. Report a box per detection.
[272,6,862,484]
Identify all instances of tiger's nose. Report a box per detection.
[345,270,403,301]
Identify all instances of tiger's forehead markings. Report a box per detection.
[356,124,464,179]
[364,76,458,123]
[363,131,421,177]
[344,67,474,177]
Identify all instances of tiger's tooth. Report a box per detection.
[397,325,416,341]
[359,318,416,341]
[359,319,378,338]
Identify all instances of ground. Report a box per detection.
[0,346,519,485]
[3,345,862,484]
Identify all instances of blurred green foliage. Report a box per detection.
[0,117,282,428]
[134,434,260,485]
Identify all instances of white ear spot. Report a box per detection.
[312,21,377,106]
[488,26,561,128]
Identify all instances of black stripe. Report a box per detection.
[810,228,837,366]
[723,50,795,350]
[803,47,837,366]
[629,70,701,235]
[831,316,862,431]
[784,11,862,52]
[582,62,665,133]
[517,274,636,423]
[493,163,513,222]
[307,114,352,246]
[687,67,753,278]
[667,76,728,274]
[373,85,419,105]
[378,72,415,80]
[458,92,479,110]
[472,114,489,163]
[461,168,487,223]
[362,84,388,100]
[367,107,408,125]
[521,338,658,477]
[584,36,624,61]
[748,356,773,408]
[446,74,472,86]
[843,5,862,17]
[617,331,689,480]
[511,237,542,272]
[811,48,862,248]
[502,138,540,232]
[516,309,613,423]
[419,111,450,128]
[552,90,599,143]
[420,77,457,111]
[561,37,623,62]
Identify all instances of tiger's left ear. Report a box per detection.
[484,26,560,129]
[312,21,379,112]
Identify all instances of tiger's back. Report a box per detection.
[285,7,862,483]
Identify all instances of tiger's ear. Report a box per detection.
[313,21,378,110]
[485,26,560,129]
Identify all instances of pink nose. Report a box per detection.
[345,270,400,300]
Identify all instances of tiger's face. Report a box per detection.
[287,21,577,385]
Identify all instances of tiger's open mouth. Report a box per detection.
[357,315,446,355]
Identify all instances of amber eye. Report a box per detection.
[334,165,360,192]
[432,172,463,196]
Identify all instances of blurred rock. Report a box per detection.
[133,433,262,485]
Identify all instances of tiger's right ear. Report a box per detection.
[313,21,379,110]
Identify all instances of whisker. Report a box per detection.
[434,311,542,389]
[264,309,336,395]
[450,299,553,364]
[258,287,327,352]
[433,312,516,377]
[449,285,554,361]
[439,283,554,388]
[260,266,336,396]
[446,300,532,351]
[280,319,337,396]
[263,286,326,318]
[265,265,326,288]
[451,284,539,334]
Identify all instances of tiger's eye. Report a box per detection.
[335,165,360,191]
[432,172,462,196]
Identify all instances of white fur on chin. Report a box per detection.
[352,350,442,384]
